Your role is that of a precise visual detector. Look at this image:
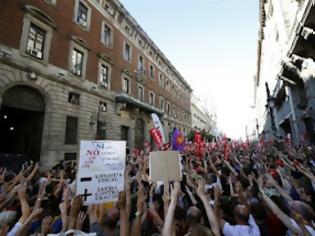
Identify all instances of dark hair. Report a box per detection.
[234,207,249,223]
[186,206,202,226]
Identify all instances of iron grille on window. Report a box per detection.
[100,64,109,88]
[96,121,106,139]
[65,116,78,144]
[26,24,46,60]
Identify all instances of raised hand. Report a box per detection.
[149,182,157,197]
[87,205,98,223]
[41,216,53,235]
[196,178,207,200]
[70,196,82,217]
[69,196,82,229]
[170,181,180,202]
[137,189,146,212]
[75,211,87,230]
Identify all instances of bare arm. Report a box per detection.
[117,191,129,236]
[265,174,293,203]
[196,178,221,236]
[223,160,238,176]
[185,185,198,206]
[26,163,39,183]
[257,177,300,234]
[131,189,146,236]
[162,182,180,236]
[17,181,30,224]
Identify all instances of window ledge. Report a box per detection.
[21,53,49,66]
[74,21,90,32]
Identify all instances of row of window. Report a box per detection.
[25,18,185,103]
[74,0,190,102]
[65,116,106,144]
[43,0,190,100]
[23,1,190,110]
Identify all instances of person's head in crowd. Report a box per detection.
[186,206,202,228]
[290,201,315,224]
[190,225,213,236]
[234,204,250,225]
[102,208,119,231]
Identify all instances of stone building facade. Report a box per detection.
[255,0,315,145]
[190,94,217,135]
[0,0,192,169]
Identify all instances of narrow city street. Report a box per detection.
[0,0,315,235]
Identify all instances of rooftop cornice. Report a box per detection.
[108,0,193,91]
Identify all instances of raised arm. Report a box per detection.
[257,176,300,234]
[196,178,221,236]
[265,173,293,203]
[131,188,146,236]
[117,191,129,236]
[26,162,39,183]
[162,182,180,236]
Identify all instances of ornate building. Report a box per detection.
[0,0,192,169]
[255,0,315,145]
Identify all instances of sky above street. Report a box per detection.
[120,0,259,139]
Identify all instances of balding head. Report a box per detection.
[234,204,250,224]
[186,206,202,227]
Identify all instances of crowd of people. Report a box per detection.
[0,138,314,236]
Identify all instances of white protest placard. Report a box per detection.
[76,140,126,205]
[149,151,181,182]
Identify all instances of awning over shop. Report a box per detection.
[115,92,163,116]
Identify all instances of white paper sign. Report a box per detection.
[76,140,126,205]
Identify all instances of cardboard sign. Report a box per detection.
[76,140,126,205]
[149,151,181,182]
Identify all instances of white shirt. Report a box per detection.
[8,222,24,236]
[223,215,261,236]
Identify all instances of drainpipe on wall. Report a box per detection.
[285,86,300,145]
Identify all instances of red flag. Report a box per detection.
[194,132,203,157]
[149,128,163,149]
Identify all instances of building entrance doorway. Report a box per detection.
[0,86,45,162]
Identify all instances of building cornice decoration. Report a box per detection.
[23,5,57,29]
[97,53,114,65]
[69,36,90,51]
[89,0,192,92]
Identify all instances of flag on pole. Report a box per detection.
[171,128,186,152]
[151,113,166,144]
